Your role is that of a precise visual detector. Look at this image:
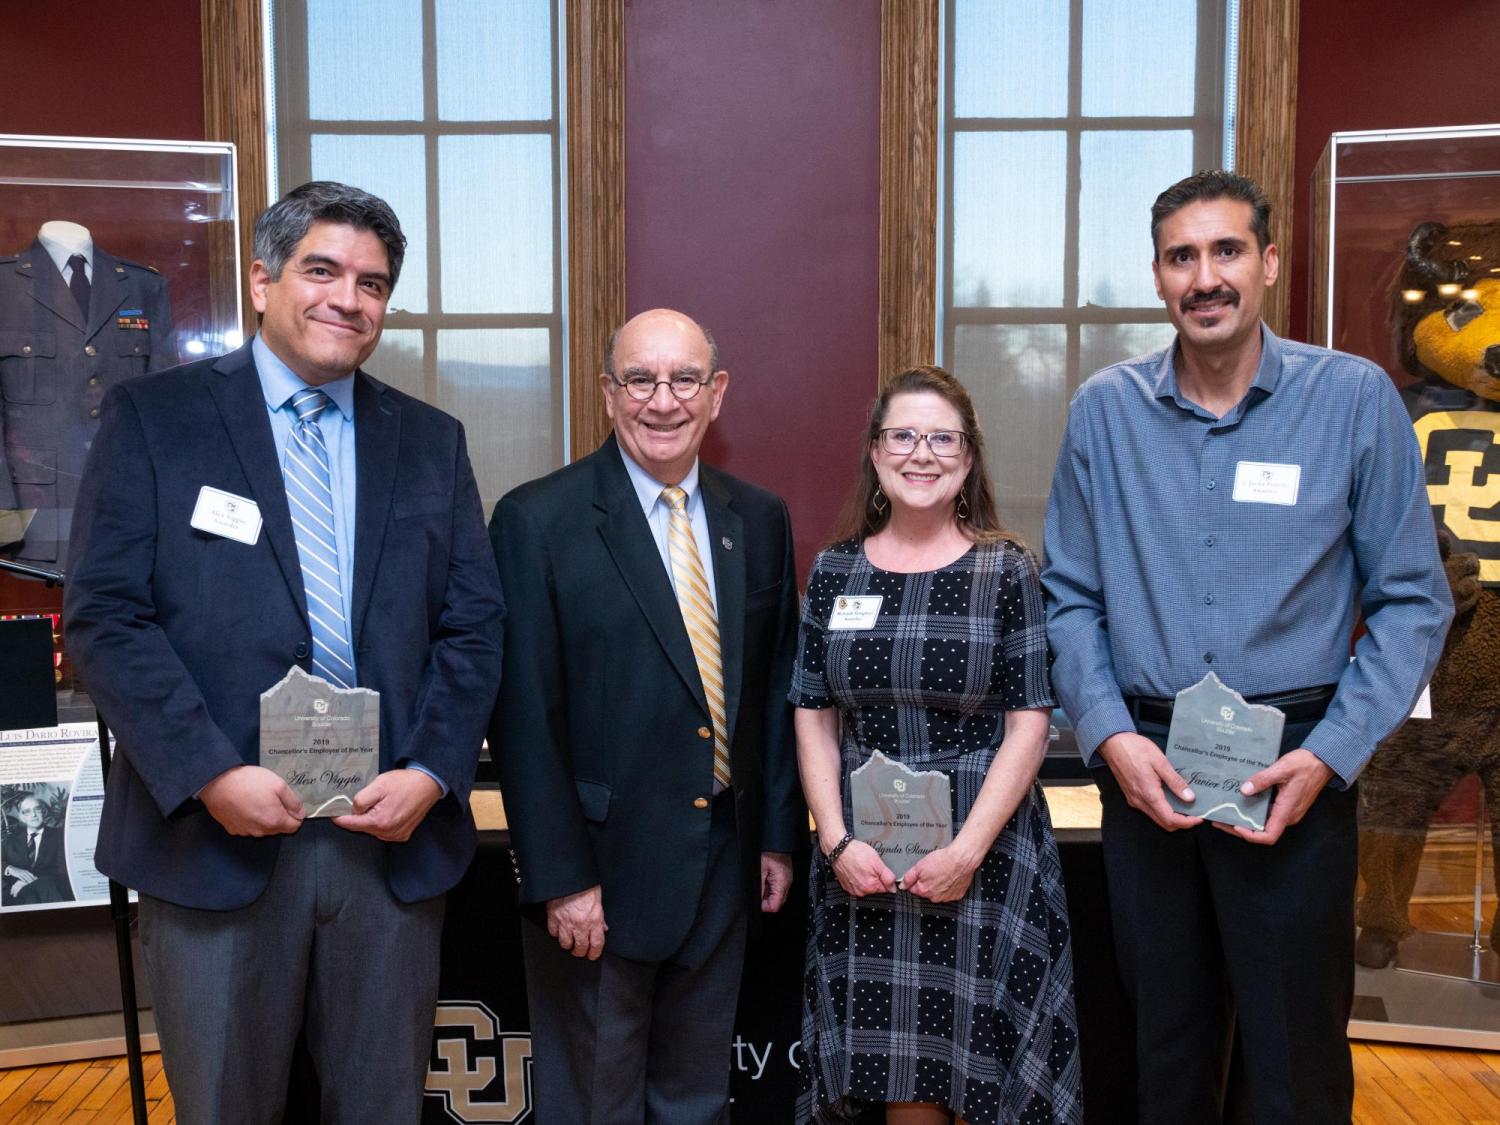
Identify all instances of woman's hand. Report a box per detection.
[900,842,982,903]
[831,840,898,898]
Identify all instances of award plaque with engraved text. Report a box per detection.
[260,667,379,817]
[849,750,954,880]
[1164,672,1284,831]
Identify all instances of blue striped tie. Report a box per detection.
[282,389,355,688]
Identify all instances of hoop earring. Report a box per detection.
[872,487,888,515]
[956,492,970,522]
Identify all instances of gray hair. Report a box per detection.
[602,319,720,377]
[253,181,407,290]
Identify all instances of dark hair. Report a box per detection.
[602,317,721,376]
[1150,169,1273,254]
[831,365,1014,546]
[253,181,407,290]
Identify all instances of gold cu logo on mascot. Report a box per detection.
[1398,220,1500,583]
[425,1001,533,1122]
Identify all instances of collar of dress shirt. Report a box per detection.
[1152,322,1284,420]
[252,332,356,421]
[36,232,93,279]
[616,440,702,518]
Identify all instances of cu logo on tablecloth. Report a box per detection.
[427,1000,534,1122]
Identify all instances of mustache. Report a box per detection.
[1182,288,1240,312]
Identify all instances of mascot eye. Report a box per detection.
[1445,300,1484,332]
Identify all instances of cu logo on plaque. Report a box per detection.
[893,779,907,793]
[426,1001,534,1122]
[1220,706,1234,722]
[313,698,329,715]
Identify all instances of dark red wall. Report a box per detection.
[1289,0,1500,344]
[624,0,882,575]
[1,0,204,141]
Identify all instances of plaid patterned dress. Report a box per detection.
[791,539,1082,1125]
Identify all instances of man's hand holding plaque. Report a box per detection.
[260,667,380,818]
[1163,672,1284,832]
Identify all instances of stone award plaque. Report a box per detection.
[260,666,379,817]
[849,750,953,879]
[1163,672,1285,831]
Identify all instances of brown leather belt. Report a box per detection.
[1125,684,1337,727]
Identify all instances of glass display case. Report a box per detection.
[0,134,238,1060]
[1311,123,1500,1049]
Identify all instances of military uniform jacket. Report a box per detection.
[0,240,175,564]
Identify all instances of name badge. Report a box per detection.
[191,486,263,545]
[828,595,883,630]
[1232,461,1300,506]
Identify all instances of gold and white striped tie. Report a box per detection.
[662,486,731,790]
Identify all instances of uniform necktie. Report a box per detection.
[28,832,39,866]
[283,389,355,688]
[67,254,90,316]
[662,486,730,791]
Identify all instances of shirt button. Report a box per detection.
[1204,651,1215,663]
[697,726,711,740]
[1206,480,1216,491]
[88,407,100,418]
[693,797,709,810]
[1204,594,1215,605]
[21,345,32,355]
[84,345,97,357]
[88,377,100,386]
[1204,536,1215,547]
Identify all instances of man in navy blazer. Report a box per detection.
[64,182,504,1123]
[490,309,806,1123]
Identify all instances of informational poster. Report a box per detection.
[0,723,114,912]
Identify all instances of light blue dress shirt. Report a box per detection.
[617,444,719,614]
[252,336,448,796]
[1042,325,1453,787]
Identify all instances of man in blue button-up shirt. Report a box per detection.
[1043,171,1452,1122]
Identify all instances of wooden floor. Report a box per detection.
[0,1045,1497,1122]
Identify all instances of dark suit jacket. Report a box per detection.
[488,435,806,962]
[2,821,74,905]
[0,241,176,564]
[63,342,504,910]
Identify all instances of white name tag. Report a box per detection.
[190,486,263,545]
[828,595,883,631]
[1410,685,1432,720]
[1232,461,1301,506]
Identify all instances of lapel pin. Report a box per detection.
[721,537,733,550]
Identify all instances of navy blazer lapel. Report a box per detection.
[592,437,708,711]
[349,372,399,653]
[204,344,308,622]
[84,249,130,342]
[702,468,745,744]
[17,242,85,332]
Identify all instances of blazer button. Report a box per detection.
[294,642,310,659]
[84,345,98,356]
[697,726,711,739]
[693,797,709,810]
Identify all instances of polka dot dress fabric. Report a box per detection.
[791,540,1083,1125]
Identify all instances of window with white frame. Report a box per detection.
[940,0,1236,549]
[267,0,566,515]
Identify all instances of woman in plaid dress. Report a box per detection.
[792,367,1082,1125]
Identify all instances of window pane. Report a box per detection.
[306,0,422,121]
[371,329,425,400]
[436,0,552,121]
[310,134,430,314]
[952,324,1067,551]
[1082,0,1197,117]
[437,329,555,510]
[1079,322,1177,382]
[953,132,1066,307]
[439,136,553,314]
[954,0,1068,118]
[1078,130,1194,307]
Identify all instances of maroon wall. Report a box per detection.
[1,0,204,141]
[624,0,882,576]
[1289,0,1500,344]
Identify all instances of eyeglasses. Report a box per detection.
[878,428,968,457]
[611,372,716,402]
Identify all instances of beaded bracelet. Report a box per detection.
[826,830,856,864]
